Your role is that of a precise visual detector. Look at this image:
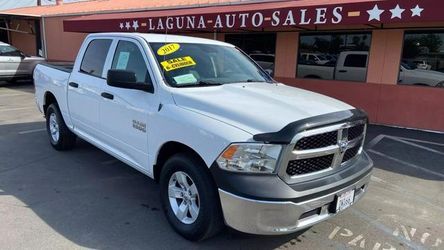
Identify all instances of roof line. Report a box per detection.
[0,0,296,18]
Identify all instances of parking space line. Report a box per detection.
[366,134,386,150]
[393,136,444,147]
[368,149,444,179]
[18,128,46,135]
[0,93,30,97]
[386,135,444,155]
[0,107,35,112]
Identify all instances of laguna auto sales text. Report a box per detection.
[145,7,344,31]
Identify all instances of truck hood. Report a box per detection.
[171,82,353,135]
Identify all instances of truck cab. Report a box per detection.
[34,33,373,241]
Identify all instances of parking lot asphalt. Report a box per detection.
[0,81,443,250]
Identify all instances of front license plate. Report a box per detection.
[336,189,355,212]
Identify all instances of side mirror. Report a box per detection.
[107,69,153,93]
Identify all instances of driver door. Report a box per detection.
[100,38,158,172]
[0,49,22,77]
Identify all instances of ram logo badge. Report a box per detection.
[132,120,146,133]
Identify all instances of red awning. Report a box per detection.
[64,0,442,33]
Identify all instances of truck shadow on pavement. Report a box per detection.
[0,121,306,249]
[1,121,442,249]
[0,80,34,93]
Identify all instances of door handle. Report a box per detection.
[338,70,348,73]
[101,92,114,100]
[68,82,79,88]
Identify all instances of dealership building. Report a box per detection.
[1,0,443,131]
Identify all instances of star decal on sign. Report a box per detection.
[125,22,131,30]
[132,20,139,31]
[411,4,424,17]
[119,22,124,29]
[367,4,384,21]
[390,4,405,19]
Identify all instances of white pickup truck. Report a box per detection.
[34,33,373,241]
[298,51,369,82]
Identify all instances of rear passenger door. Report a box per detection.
[68,38,113,139]
[335,53,368,82]
[99,38,159,171]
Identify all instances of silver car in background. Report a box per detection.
[0,42,45,82]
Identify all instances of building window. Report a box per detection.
[399,31,444,88]
[297,32,371,82]
[225,33,276,76]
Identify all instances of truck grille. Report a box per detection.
[286,154,334,176]
[348,124,365,141]
[342,145,361,163]
[284,122,366,178]
[294,131,338,150]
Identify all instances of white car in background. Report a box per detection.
[300,53,330,65]
[399,62,444,87]
[0,42,45,82]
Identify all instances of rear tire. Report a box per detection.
[46,103,76,150]
[160,153,224,241]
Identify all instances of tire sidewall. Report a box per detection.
[46,104,61,146]
[160,154,220,241]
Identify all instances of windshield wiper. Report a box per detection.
[175,80,222,88]
[237,79,273,83]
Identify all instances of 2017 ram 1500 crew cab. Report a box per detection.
[34,33,373,241]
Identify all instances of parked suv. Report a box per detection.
[0,42,45,82]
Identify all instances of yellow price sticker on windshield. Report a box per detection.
[157,43,180,56]
[161,56,196,72]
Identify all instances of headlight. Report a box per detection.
[216,143,282,173]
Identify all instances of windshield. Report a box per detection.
[0,45,22,57]
[150,42,272,87]
[401,62,417,70]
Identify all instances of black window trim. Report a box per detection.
[111,39,154,87]
[79,38,113,80]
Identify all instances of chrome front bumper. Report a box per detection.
[218,169,372,235]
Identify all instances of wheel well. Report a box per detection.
[43,92,57,115]
[154,141,207,183]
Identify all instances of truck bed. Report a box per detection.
[40,62,74,73]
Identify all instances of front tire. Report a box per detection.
[46,103,76,150]
[160,153,224,241]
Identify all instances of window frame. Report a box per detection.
[343,54,368,68]
[398,29,444,88]
[110,39,153,85]
[79,38,113,79]
[296,31,373,82]
[104,37,156,93]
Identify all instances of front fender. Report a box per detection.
[148,104,253,171]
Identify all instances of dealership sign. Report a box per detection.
[64,0,442,33]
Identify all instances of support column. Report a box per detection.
[366,29,404,84]
[274,32,299,78]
